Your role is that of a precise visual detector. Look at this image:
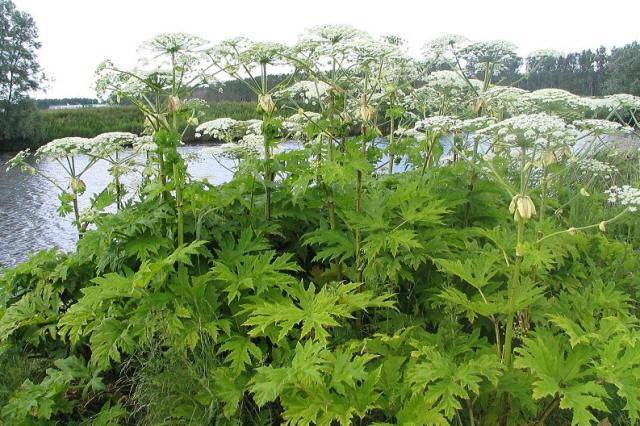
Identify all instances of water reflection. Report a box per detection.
[0,144,238,267]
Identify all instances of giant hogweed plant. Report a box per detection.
[2,26,640,425]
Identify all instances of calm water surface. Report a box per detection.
[0,144,242,267]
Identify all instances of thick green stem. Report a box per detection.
[539,169,548,221]
[355,167,363,283]
[71,190,82,236]
[388,117,395,175]
[502,217,525,367]
[420,134,437,177]
[261,63,273,221]
[173,162,184,248]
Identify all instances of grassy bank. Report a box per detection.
[40,101,259,143]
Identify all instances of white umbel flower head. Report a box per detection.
[196,118,240,142]
[91,132,138,157]
[132,135,157,152]
[575,159,617,178]
[478,113,575,147]
[422,34,469,65]
[605,185,640,213]
[573,119,624,135]
[36,137,92,158]
[461,40,518,71]
[415,116,460,134]
[482,86,532,115]
[425,70,468,95]
[283,112,322,139]
[276,80,332,105]
[453,116,497,133]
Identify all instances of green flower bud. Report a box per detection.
[70,177,86,195]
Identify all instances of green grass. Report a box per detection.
[40,101,259,143]
[41,106,144,140]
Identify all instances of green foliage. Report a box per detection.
[3,28,640,426]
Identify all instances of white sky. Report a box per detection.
[13,0,640,99]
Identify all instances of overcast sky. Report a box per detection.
[13,0,640,99]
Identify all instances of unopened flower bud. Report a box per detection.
[167,95,182,113]
[580,187,590,197]
[70,177,86,194]
[567,227,577,235]
[187,117,199,126]
[509,194,536,221]
[472,98,487,114]
[258,94,277,115]
[540,150,556,167]
[598,221,607,232]
[359,104,376,123]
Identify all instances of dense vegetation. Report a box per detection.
[39,102,259,144]
[2,28,640,426]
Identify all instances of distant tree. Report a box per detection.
[0,0,45,149]
[36,98,100,109]
[522,48,609,96]
[605,42,640,96]
[0,98,42,149]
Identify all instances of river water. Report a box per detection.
[0,144,240,267]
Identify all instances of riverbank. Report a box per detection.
[0,101,260,151]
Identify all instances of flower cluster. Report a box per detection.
[481,86,532,116]
[302,24,366,45]
[605,94,640,112]
[394,126,428,142]
[425,70,469,95]
[573,119,624,135]
[422,34,469,65]
[478,113,575,148]
[415,116,460,134]
[195,118,239,141]
[461,40,518,71]
[138,33,208,57]
[527,88,583,111]
[576,159,617,178]
[606,185,640,212]
[36,137,92,158]
[5,150,33,172]
[453,116,497,133]
[283,112,322,139]
[240,41,288,66]
[90,132,138,157]
[132,135,157,152]
[346,38,405,65]
[277,80,332,105]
